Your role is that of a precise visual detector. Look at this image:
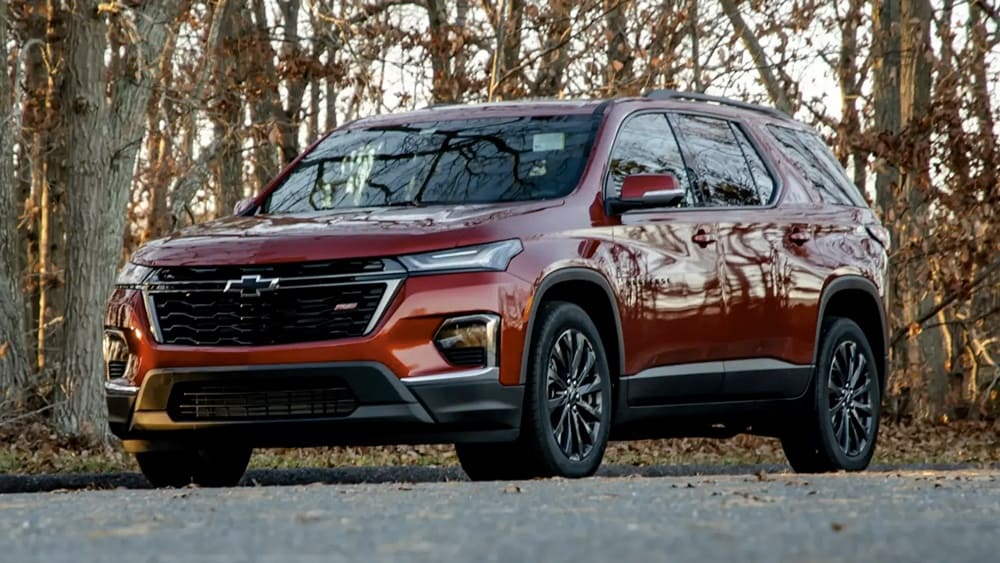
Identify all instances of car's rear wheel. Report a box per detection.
[782,317,881,473]
[135,446,252,487]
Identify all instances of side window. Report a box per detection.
[606,113,692,203]
[670,114,762,207]
[767,125,867,207]
[732,125,776,204]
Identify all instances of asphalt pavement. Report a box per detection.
[1,464,998,563]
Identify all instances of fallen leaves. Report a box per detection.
[0,416,998,475]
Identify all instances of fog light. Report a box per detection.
[433,314,499,367]
[103,328,136,381]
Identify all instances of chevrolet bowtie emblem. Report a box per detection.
[223,274,279,297]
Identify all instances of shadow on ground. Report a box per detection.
[1,462,989,494]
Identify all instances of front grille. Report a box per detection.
[151,283,387,346]
[147,259,402,346]
[168,378,358,421]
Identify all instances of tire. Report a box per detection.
[781,317,881,473]
[522,301,613,478]
[135,446,252,488]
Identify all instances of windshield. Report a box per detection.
[264,114,598,213]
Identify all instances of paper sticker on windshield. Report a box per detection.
[533,133,564,152]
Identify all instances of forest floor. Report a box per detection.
[0,418,997,475]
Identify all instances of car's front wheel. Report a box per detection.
[456,302,613,481]
[782,317,881,473]
[522,301,613,478]
[135,446,252,487]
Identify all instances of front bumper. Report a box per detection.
[107,362,523,452]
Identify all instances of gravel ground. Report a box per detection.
[1,465,998,563]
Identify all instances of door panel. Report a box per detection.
[614,214,726,402]
[717,217,785,360]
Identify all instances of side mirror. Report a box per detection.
[233,197,255,216]
[608,173,685,213]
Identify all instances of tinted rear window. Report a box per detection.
[767,125,867,207]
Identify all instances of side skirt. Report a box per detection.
[613,358,814,439]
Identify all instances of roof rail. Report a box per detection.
[643,89,789,119]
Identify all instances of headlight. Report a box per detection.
[399,239,522,274]
[116,262,152,288]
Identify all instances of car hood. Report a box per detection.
[132,200,564,266]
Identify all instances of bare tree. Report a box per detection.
[53,0,180,438]
[0,0,32,409]
[719,0,794,114]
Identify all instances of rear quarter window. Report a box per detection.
[767,124,867,207]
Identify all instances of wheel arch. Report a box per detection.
[519,268,625,385]
[814,276,888,392]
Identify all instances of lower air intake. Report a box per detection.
[167,378,358,421]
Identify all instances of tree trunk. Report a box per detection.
[0,0,32,410]
[248,0,283,187]
[604,0,634,95]
[899,0,938,418]
[426,0,458,103]
[143,17,180,242]
[533,0,572,96]
[836,0,866,190]
[54,1,177,438]
[690,0,702,91]
[277,0,305,162]
[871,0,902,407]
[37,0,69,379]
[12,0,49,377]
[214,0,247,215]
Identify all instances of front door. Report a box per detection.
[607,112,726,404]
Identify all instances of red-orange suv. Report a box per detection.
[105,91,889,486]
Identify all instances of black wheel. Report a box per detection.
[135,446,252,488]
[782,318,881,473]
[522,301,613,478]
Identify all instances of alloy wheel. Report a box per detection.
[827,339,875,457]
[545,328,604,461]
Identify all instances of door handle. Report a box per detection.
[692,230,716,248]
[788,228,811,245]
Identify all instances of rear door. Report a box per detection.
[668,113,793,398]
[608,112,727,404]
[765,124,889,366]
